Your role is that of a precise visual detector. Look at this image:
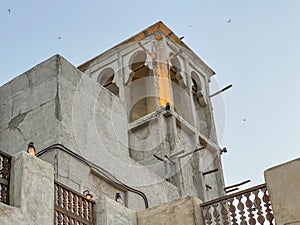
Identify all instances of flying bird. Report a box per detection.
[58,36,61,40]
[227,19,232,23]
[7,9,11,13]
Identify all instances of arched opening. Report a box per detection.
[169,53,181,115]
[168,53,191,123]
[169,53,181,85]
[128,50,155,122]
[97,68,119,96]
[191,71,211,137]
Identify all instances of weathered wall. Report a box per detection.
[52,56,180,210]
[0,152,54,225]
[96,196,137,225]
[0,28,225,211]
[78,32,225,202]
[137,196,203,225]
[265,157,300,225]
[0,55,59,154]
[0,55,177,211]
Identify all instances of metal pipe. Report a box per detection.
[205,184,212,190]
[178,147,205,159]
[202,168,219,176]
[170,150,185,158]
[201,183,267,207]
[166,49,183,61]
[153,154,164,161]
[224,179,251,190]
[164,155,176,163]
[225,187,239,194]
[138,42,156,60]
[209,84,232,98]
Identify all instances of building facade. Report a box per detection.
[0,21,225,211]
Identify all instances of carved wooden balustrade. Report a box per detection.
[0,150,11,205]
[200,183,275,225]
[54,181,95,225]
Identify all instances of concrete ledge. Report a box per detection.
[137,196,203,225]
[0,202,25,225]
[96,196,137,225]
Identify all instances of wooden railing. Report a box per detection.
[200,183,275,224]
[0,150,11,205]
[54,181,95,225]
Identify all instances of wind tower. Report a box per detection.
[79,21,225,201]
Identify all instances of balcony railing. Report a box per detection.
[0,150,11,205]
[200,183,275,225]
[54,181,95,225]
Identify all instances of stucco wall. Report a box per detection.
[0,55,179,211]
[265,157,300,225]
[53,56,180,210]
[78,34,225,202]
[0,55,59,154]
[137,196,203,225]
[0,51,223,211]
[0,152,54,225]
[96,196,137,225]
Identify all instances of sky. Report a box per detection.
[1,1,300,190]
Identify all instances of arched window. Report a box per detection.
[169,52,181,85]
[168,53,192,123]
[191,71,211,137]
[128,51,155,122]
[97,68,119,96]
[129,50,147,73]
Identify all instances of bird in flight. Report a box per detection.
[58,36,61,40]
[227,19,232,23]
[7,9,11,13]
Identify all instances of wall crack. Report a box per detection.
[8,111,28,130]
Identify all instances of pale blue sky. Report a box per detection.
[1,1,300,189]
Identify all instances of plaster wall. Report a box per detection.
[0,55,180,211]
[265,157,300,225]
[0,28,225,212]
[0,152,54,225]
[136,196,203,225]
[53,56,180,210]
[78,34,225,201]
[0,55,59,154]
[96,196,137,225]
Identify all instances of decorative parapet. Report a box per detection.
[200,183,275,224]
